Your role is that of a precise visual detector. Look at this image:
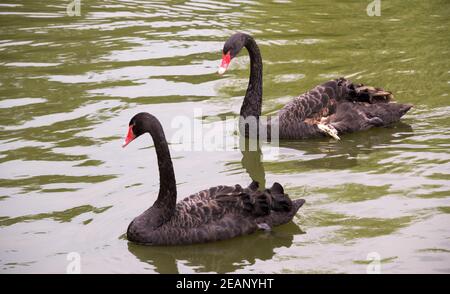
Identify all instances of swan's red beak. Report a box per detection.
[122,125,135,148]
[218,51,231,75]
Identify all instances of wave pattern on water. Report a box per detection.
[0,0,449,273]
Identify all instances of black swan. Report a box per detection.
[218,33,413,140]
[122,112,305,245]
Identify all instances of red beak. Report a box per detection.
[122,125,135,148]
[218,51,231,75]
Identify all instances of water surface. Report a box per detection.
[0,0,449,273]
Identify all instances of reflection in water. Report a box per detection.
[127,222,303,274]
[270,123,414,172]
[240,138,266,189]
[234,123,414,178]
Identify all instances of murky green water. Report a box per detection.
[0,0,449,273]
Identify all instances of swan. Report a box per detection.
[122,112,305,245]
[218,32,413,140]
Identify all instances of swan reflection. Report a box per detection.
[127,222,304,273]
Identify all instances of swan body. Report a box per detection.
[123,113,304,246]
[219,33,413,140]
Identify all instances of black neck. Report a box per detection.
[143,115,177,215]
[240,35,263,118]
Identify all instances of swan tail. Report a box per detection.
[364,102,413,125]
[267,197,305,227]
[330,101,413,134]
[292,198,306,213]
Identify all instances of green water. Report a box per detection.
[0,0,449,273]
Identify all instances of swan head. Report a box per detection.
[218,32,249,75]
[122,112,155,148]
[218,52,230,75]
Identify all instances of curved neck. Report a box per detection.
[144,116,177,215]
[240,35,263,118]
